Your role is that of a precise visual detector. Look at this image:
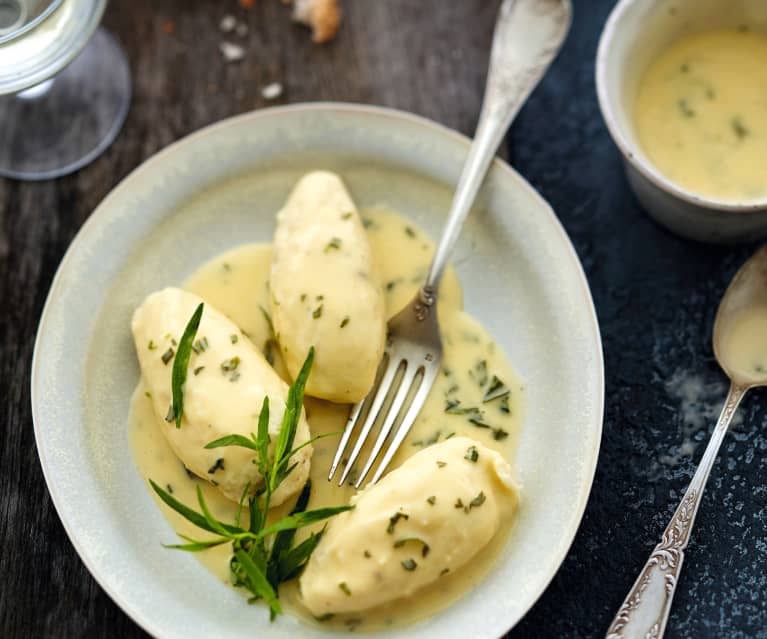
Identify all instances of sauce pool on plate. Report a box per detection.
[634,28,767,202]
[128,207,525,632]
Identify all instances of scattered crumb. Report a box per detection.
[219,14,236,32]
[235,22,249,37]
[162,20,175,34]
[239,0,255,8]
[219,41,245,62]
[261,82,283,100]
[292,0,341,43]
[658,369,743,469]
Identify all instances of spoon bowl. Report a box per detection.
[714,245,767,386]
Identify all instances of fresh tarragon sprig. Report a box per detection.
[151,346,351,619]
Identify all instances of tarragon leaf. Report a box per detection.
[277,529,325,581]
[273,348,314,479]
[268,480,311,584]
[164,534,230,552]
[149,480,242,536]
[171,303,204,428]
[196,484,231,537]
[205,434,259,452]
[233,548,281,618]
[256,396,271,478]
[258,505,352,539]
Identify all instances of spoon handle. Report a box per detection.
[423,0,571,293]
[606,383,747,639]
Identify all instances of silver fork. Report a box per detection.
[329,0,572,488]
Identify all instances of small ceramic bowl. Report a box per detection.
[596,0,767,244]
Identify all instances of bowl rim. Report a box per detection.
[31,101,605,638]
[595,0,767,214]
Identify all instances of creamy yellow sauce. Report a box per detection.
[635,29,767,201]
[719,305,767,383]
[128,207,524,631]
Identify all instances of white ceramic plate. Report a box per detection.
[32,103,603,639]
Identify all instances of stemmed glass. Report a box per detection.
[0,0,131,180]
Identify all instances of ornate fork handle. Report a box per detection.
[606,384,747,639]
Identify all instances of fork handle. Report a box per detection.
[605,383,747,639]
[424,0,571,293]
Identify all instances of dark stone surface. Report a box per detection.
[1,0,765,637]
[509,2,767,637]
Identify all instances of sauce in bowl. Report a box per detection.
[635,28,767,202]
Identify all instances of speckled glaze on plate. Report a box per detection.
[31,103,603,639]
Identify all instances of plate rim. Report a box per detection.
[31,101,604,637]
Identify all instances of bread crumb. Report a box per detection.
[220,41,245,62]
[162,20,175,34]
[219,15,236,32]
[261,82,283,100]
[292,0,341,43]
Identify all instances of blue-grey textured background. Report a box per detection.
[509,1,767,636]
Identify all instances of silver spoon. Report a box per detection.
[607,246,767,638]
[328,0,572,487]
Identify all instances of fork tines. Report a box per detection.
[328,349,439,488]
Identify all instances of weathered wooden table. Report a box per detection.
[2,0,765,637]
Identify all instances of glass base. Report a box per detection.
[0,27,131,180]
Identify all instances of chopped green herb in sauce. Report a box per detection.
[387,512,409,534]
[220,357,240,373]
[470,491,486,508]
[385,280,399,292]
[207,458,225,474]
[483,375,510,403]
[340,316,350,328]
[468,415,493,429]
[339,582,352,596]
[148,340,157,350]
[469,360,488,387]
[678,98,695,118]
[312,304,323,319]
[324,237,342,253]
[394,537,430,557]
[230,334,239,344]
[191,336,209,354]
[465,446,479,463]
[161,348,175,365]
[401,558,418,571]
[732,116,749,139]
[426,496,436,505]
